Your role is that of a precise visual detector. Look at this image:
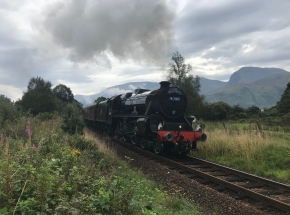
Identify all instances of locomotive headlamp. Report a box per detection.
[179,125,182,129]
[199,133,207,142]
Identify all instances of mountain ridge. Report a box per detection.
[75,67,289,108]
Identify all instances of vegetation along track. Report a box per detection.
[112,137,290,214]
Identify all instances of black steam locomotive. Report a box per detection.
[83,81,206,155]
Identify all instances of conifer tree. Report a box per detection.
[276,82,290,115]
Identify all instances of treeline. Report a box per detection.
[0,76,84,134]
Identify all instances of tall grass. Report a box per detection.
[195,121,290,183]
[0,117,200,214]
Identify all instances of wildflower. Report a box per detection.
[71,149,81,158]
[27,121,31,125]
[64,137,68,141]
[25,128,31,134]
[32,144,39,151]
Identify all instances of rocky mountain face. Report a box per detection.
[75,67,290,108]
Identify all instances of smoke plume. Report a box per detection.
[43,0,175,65]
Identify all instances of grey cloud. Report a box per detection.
[0,48,36,88]
[117,67,160,77]
[176,0,290,59]
[0,47,94,89]
[42,0,175,65]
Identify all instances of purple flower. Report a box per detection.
[64,137,68,141]
[27,121,31,125]
[32,145,39,151]
[25,128,31,134]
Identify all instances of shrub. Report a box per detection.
[0,95,20,127]
[61,103,84,135]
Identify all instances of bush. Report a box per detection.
[0,95,21,127]
[283,112,290,125]
[61,103,84,135]
[37,112,59,121]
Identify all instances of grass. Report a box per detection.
[194,121,290,183]
[0,117,200,215]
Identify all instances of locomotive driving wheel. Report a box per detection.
[140,139,147,149]
[131,134,138,145]
[114,122,122,139]
[153,135,163,155]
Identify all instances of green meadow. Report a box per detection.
[194,120,290,183]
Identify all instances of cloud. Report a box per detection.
[41,0,175,65]
[104,87,130,96]
[128,84,146,90]
[0,84,23,102]
[173,0,290,79]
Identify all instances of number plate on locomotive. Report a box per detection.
[168,88,182,94]
[169,97,180,101]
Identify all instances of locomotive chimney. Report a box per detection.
[159,81,171,89]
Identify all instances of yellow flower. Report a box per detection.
[71,149,81,158]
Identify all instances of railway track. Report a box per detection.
[113,137,290,214]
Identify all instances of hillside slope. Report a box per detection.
[206,72,290,108]
[226,67,287,87]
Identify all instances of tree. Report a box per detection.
[0,95,20,125]
[246,105,260,118]
[276,82,290,115]
[61,102,85,135]
[19,77,58,115]
[53,84,74,102]
[94,96,107,104]
[208,102,232,121]
[167,51,204,116]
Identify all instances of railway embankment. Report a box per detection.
[0,118,200,214]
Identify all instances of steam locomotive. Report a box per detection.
[83,81,207,155]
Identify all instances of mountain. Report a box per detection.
[226,67,287,87]
[205,72,290,108]
[199,77,226,95]
[75,67,290,108]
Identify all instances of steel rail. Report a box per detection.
[115,139,290,213]
[188,156,290,192]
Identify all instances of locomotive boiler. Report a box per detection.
[83,81,206,155]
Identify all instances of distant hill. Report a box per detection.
[206,72,290,108]
[199,77,226,95]
[75,67,290,108]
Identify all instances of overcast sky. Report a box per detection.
[0,0,289,101]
